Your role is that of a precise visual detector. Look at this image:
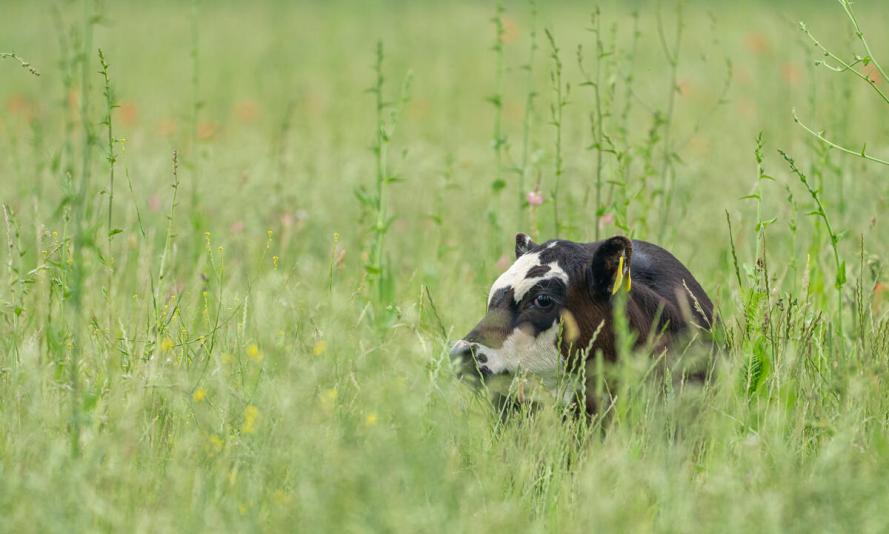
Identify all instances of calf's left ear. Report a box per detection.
[515,233,537,258]
[590,236,633,297]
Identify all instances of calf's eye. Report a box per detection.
[532,294,555,309]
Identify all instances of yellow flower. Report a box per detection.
[312,340,327,356]
[208,434,224,453]
[365,412,378,427]
[273,490,292,505]
[242,405,261,434]
[160,337,174,352]
[193,388,207,402]
[246,343,262,362]
[320,387,338,413]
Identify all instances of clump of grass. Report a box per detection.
[63,0,101,458]
[488,1,508,195]
[516,0,539,228]
[577,8,608,240]
[154,151,181,348]
[779,149,846,335]
[654,0,684,239]
[357,41,413,309]
[544,28,568,237]
[98,49,121,327]
[188,0,204,221]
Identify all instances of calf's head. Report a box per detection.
[451,233,632,386]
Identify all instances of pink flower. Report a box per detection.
[527,190,544,207]
[599,213,614,225]
[147,195,162,212]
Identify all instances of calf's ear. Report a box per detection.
[515,233,537,258]
[590,236,633,297]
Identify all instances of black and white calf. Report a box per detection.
[450,233,713,413]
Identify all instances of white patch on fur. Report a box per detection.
[476,321,562,378]
[488,251,568,305]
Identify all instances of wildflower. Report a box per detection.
[197,121,219,140]
[864,63,882,85]
[235,99,260,123]
[312,340,327,356]
[527,190,544,207]
[782,63,801,86]
[246,343,262,362]
[7,94,35,119]
[598,213,614,226]
[147,194,162,212]
[160,337,175,352]
[332,245,346,269]
[273,490,292,505]
[156,118,177,137]
[502,16,520,44]
[365,412,378,427]
[208,434,224,453]
[117,101,138,126]
[320,388,337,413]
[744,32,770,55]
[241,405,260,434]
[193,387,207,402]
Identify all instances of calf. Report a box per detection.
[450,233,713,414]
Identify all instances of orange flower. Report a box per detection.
[864,63,882,85]
[6,94,35,120]
[782,63,801,86]
[745,32,770,55]
[197,121,219,140]
[235,99,260,123]
[117,101,138,126]
[67,89,79,112]
[502,16,520,44]
[156,118,177,137]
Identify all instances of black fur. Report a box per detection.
[455,234,714,415]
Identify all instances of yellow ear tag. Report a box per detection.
[624,269,632,293]
[611,255,625,295]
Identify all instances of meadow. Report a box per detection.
[2,0,889,531]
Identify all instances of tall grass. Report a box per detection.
[0,1,888,532]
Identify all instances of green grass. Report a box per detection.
[2,0,889,531]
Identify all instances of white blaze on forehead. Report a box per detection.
[488,251,568,305]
